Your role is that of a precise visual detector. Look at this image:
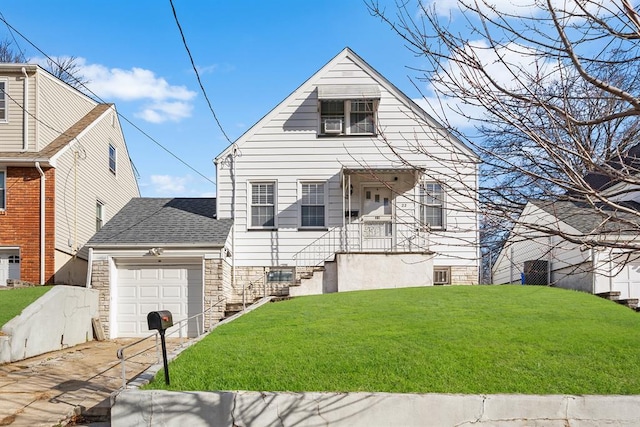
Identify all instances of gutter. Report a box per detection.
[35,162,45,284]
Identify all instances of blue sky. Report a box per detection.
[0,1,438,197]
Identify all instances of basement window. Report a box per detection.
[266,268,294,283]
[434,267,451,285]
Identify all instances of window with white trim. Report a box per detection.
[300,182,325,227]
[420,182,445,228]
[434,267,451,285]
[108,143,117,174]
[319,99,376,136]
[0,80,7,122]
[251,182,275,228]
[0,169,5,210]
[96,200,105,231]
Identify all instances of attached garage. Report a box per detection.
[114,262,203,338]
[86,198,233,339]
[610,262,640,300]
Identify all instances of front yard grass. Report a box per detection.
[0,286,52,328]
[145,285,640,394]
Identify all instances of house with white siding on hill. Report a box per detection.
[87,47,481,338]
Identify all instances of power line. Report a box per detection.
[0,12,25,62]
[0,14,217,188]
[168,0,233,144]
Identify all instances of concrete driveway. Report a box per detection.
[0,337,186,427]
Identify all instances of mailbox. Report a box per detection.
[147,310,173,331]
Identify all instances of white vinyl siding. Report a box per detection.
[215,51,479,269]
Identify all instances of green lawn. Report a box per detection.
[0,286,52,328]
[145,285,640,394]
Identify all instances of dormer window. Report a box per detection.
[317,85,380,136]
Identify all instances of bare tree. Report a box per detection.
[0,38,24,63]
[45,56,89,89]
[367,0,640,258]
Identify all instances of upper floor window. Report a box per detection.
[300,182,326,228]
[320,99,376,136]
[109,143,117,174]
[0,170,5,210]
[251,182,275,228]
[420,182,445,229]
[96,200,105,231]
[0,80,7,122]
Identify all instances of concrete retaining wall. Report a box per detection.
[0,285,98,364]
[112,390,640,426]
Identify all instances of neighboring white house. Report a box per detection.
[215,47,480,297]
[492,197,640,301]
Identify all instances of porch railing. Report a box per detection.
[293,221,428,269]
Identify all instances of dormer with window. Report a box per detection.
[317,85,380,136]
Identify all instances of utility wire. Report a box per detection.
[0,14,217,187]
[168,0,233,144]
[0,12,25,62]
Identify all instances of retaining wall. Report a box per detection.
[112,390,640,426]
[0,285,98,364]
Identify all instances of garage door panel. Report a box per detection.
[116,263,203,338]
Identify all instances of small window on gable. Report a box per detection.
[109,143,117,174]
[0,80,6,122]
[320,99,377,136]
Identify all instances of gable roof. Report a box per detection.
[531,199,640,235]
[0,103,112,165]
[215,47,478,162]
[87,198,232,247]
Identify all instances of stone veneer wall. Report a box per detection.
[204,258,225,330]
[90,259,111,337]
[451,266,478,285]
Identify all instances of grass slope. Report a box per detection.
[0,286,52,328]
[145,286,640,394]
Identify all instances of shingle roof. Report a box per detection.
[531,199,640,234]
[0,104,111,161]
[87,198,232,247]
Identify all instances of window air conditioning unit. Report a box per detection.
[324,118,343,134]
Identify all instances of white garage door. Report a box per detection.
[116,264,203,338]
[612,262,640,300]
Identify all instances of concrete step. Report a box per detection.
[616,298,639,309]
[596,291,621,301]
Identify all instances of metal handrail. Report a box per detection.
[116,296,227,389]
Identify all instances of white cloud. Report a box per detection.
[150,174,190,195]
[30,56,197,123]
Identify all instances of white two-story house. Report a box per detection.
[215,48,480,298]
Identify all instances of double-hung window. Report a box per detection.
[251,182,275,228]
[300,182,325,228]
[420,182,445,229]
[0,80,7,122]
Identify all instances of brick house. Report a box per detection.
[0,64,139,286]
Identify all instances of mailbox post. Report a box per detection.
[147,310,173,385]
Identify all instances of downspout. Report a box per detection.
[231,146,237,298]
[21,67,28,151]
[85,248,93,288]
[35,162,45,284]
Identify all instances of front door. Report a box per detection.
[361,185,392,250]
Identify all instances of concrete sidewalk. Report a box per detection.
[0,337,186,427]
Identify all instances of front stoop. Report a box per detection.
[596,291,639,310]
